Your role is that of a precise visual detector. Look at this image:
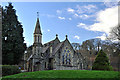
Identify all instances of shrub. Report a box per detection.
[2,65,21,76]
[92,50,113,71]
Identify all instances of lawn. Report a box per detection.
[2,70,120,80]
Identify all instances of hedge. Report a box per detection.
[2,65,21,76]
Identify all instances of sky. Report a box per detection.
[2,1,119,46]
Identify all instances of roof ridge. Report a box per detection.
[52,41,64,56]
[44,39,55,45]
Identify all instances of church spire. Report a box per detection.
[33,12,42,44]
[34,12,42,35]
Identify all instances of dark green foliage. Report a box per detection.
[2,65,21,76]
[92,50,113,71]
[2,3,26,65]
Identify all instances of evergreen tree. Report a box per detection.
[2,3,26,65]
[92,50,113,71]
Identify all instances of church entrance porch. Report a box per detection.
[34,62,41,71]
[48,58,54,70]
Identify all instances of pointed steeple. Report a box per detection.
[34,12,42,35]
[65,35,68,39]
[56,34,58,39]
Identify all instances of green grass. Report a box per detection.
[2,70,120,80]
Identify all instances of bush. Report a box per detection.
[92,50,113,71]
[109,66,113,71]
[2,65,21,76]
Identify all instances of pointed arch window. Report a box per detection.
[38,36,39,42]
[65,53,67,64]
[69,54,71,64]
[62,46,71,65]
[38,50,39,54]
[62,54,64,64]
[35,35,37,42]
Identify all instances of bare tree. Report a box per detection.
[108,25,120,71]
[108,25,120,41]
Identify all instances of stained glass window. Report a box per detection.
[67,50,70,53]
[66,54,67,64]
[38,36,39,42]
[69,54,71,64]
[64,50,66,52]
[62,46,71,65]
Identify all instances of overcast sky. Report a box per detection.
[2,1,118,46]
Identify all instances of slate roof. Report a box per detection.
[34,18,42,34]
[43,41,64,58]
[52,41,64,56]
[44,39,55,46]
[42,46,49,53]
[28,35,76,61]
[27,54,33,61]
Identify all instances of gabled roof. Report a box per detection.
[34,18,42,34]
[44,36,76,58]
[42,46,49,53]
[27,54,33,61]
[52,41,64,56]
[44,39,55,46]
[44,36,60,46]
[43,41,64,59]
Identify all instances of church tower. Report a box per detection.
[33,12,42,56]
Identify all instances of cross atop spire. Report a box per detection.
[37,12,39,18]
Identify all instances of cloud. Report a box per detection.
[46,14,55,18]
[73,13,94,19]
[76,4,97,14]
[104,0,119,7]
[74,13,79,17]
[40,14,55,18]
[80,6,118,35]
[74,35,80,40]
[47,29,50,32]
[65,4,97,20]
[74,13,90,19]
[77,23,87,29]
[68,18,72,20]
[77,23,86,26]
[67,8,75,13]
[79,14,90,19]
[56,10,62,14]
[96,33,107,40]
[83,4,97,10]
[104,2,118,7]
[58,16,65,20]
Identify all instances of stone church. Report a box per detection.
[24,15,87,72]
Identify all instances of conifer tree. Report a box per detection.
[2,3,26,65]
[92,50,113,71]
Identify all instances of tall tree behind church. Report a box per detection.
[2,3,26,65]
